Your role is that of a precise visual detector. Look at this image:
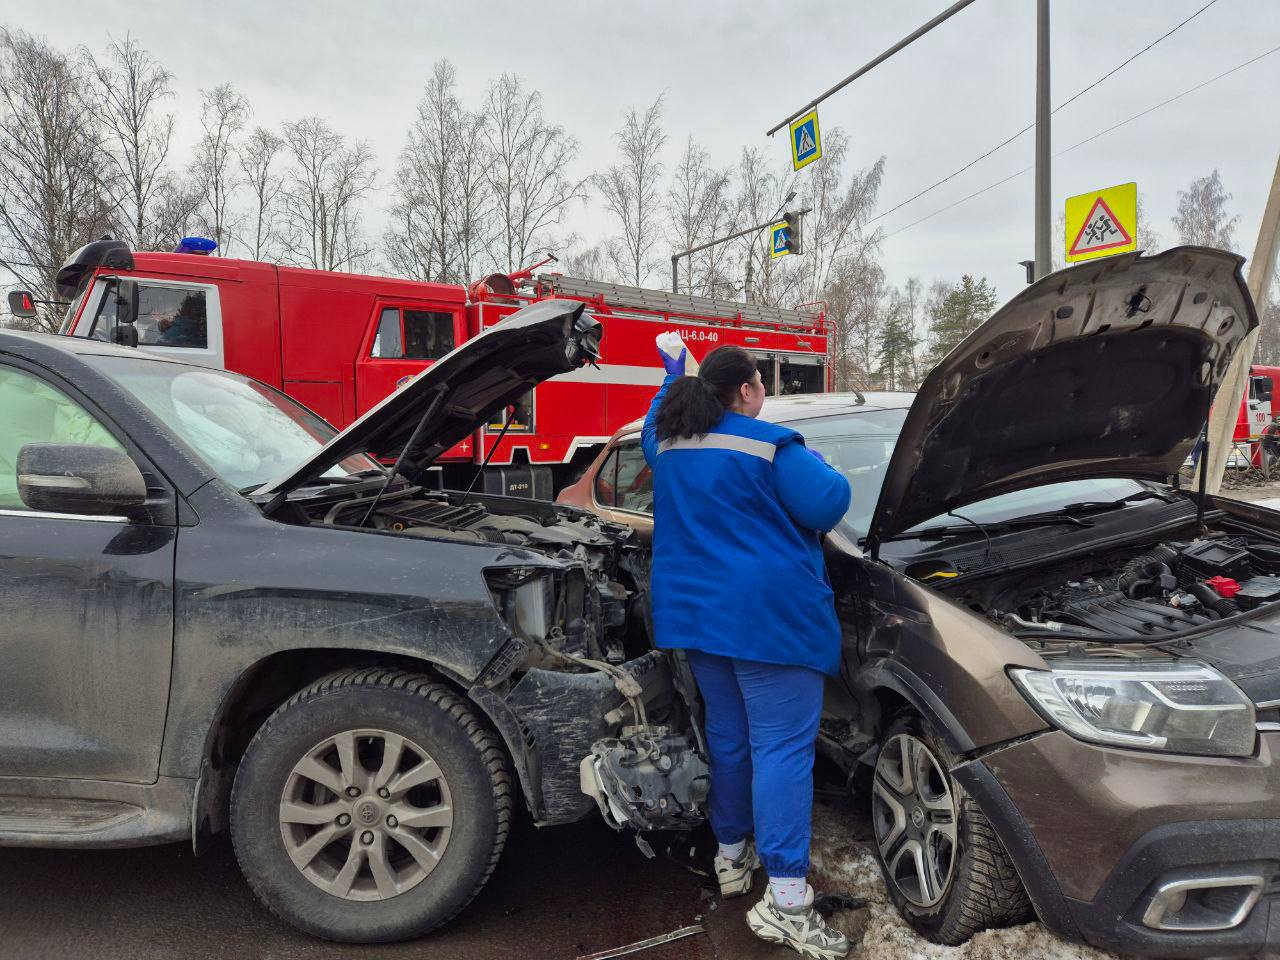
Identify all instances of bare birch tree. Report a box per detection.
[483,73,585,271]
[238,126,284,261]
[667,137,732,296]
[0,29,114,331]
[191,83,249,255]
[385,60,493,283]
[87,35,175,248]
[278,117,376,271]
[1173,168,1239,250]
[596,96,666,285]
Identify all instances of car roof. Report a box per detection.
[611,391,915,439]
[0,328,196,366]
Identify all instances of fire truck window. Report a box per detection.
[371,308,402,358]
[613,442,654,514]
[778,359,824,395]
[756,358,777,396]
[594,450,619,507]
[135,286,208,349]
[403,310,455,360]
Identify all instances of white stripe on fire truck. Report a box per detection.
[554,364,669,387]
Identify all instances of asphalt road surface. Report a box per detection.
[0,808,813,960]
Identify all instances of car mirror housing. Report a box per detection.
[16,443,148,517]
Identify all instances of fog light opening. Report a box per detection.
[1141,873,1266,932]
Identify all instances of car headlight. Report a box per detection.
[1009,660,1256,757]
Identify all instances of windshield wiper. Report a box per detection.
[885,514,1093,543]
[1054,489,1178,513]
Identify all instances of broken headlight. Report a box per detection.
[1010,660,1256,757]
[485,567,556,642]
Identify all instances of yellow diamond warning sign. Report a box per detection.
[1065,182,1137,262]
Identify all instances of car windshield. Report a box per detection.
[84,355,380,491]
[792,408,1151,541]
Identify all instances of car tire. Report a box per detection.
[230,667,512,943]
[870,713,1031,945]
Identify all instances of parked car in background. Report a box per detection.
[567,248,1280,957]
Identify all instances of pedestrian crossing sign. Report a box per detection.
[1065,182,1137,262]
[771,222,791,259]
[789,109,822,171]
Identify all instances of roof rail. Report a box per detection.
[533,274,825,332]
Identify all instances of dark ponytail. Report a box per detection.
[656,345,758,440]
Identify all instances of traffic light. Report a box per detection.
[782,210,803,255]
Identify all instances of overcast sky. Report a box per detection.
[11,0,1280,300]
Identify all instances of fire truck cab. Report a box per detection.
[47,238,830,496]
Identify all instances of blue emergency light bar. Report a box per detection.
[175,236,218,255]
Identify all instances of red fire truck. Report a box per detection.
[31,239,830,496]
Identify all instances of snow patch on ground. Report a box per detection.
[806,797,1122,960]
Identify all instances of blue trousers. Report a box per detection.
[688,650,824,878]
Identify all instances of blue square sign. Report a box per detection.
[790,109,821,170]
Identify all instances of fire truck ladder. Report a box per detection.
[534,275,825,333]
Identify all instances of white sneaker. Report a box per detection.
[747,885,851,959]
[713,840,760,898]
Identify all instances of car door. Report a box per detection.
[592,437,654,542]
[0,361,175,784]
[355,304,462,416]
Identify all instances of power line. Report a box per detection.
[883,42,1280,240]
[868,0,1220,227]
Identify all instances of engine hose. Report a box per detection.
[1002,613,1111,640]
[1187,581,1240,619]
[1125,577,1154,599]
[1118,544,1180,591]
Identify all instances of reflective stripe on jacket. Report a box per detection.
[641,375,852,675]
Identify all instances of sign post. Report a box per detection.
[1065,182,1138,263]
[789,110,822,171]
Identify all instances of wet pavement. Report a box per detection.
[0,809,758,960]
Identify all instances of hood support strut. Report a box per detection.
[358,385,449,527]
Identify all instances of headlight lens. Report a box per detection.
[1010,660,1255,757]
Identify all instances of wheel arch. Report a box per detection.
[191,647,535,850]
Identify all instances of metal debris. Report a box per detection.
[574,924,706,960]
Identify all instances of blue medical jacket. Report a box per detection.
[641,376,853,675]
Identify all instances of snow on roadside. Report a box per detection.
[807,796,1123,960]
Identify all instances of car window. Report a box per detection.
[89,282,209,349]
[0,366,123,511]
[370,307,402,358]
[613,442,654,513]
[594,449,619,506]
[84,355,378,491]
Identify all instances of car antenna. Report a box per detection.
[459,404,519,506]
[358,385,449,528]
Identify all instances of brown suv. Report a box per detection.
[563,248,1280,957]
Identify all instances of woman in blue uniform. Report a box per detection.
[642,336,852,959]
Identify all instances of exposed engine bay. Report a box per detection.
[952,530,1280,642]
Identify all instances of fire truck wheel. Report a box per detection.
[230,668,512,943]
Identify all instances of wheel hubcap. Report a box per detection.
[871,733,957,908]
[278,728,454,902]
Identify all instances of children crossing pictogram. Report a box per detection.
[1068,197,1132,258]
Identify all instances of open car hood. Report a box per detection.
[866,247,1257,552]
[257,298,600,497]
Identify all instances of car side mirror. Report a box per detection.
[116,279,140,325]
[7,290,37,320]
[16,443,148,517]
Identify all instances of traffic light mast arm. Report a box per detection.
[670,208,811,292]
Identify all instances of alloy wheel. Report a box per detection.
[278,728,454,902]
[871,732,958,908]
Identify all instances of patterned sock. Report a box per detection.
[769,877,808,910]
[718,839,746,861]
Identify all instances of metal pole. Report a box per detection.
[766,0,980,137]
[1034,0,1052,280]
[745,251,754,304]
[671,255,679,293]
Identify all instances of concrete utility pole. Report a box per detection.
[1201,152,1280,494]
[1034,0,1052,280]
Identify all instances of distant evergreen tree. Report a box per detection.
[875,303,919,392]
[927,275,998,365]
